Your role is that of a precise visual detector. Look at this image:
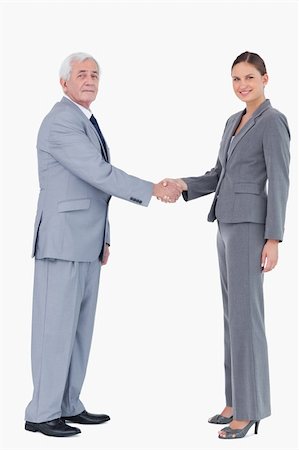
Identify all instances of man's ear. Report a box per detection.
[60,78,67,92]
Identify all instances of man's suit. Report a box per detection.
[32,96,153,262]
[182,99,290,420]
[26,97,153,423]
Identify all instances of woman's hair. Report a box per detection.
[59,52,100,80]
[231,51,267,76]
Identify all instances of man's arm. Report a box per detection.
[46,114,181,205]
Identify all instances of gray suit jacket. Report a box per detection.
[32,97,153,262]
[182,100,290,241]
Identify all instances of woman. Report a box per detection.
[167,51,290,439]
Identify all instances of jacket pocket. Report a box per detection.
[58,198,91,212]
[234,182,261,195]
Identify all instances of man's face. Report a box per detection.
[60,59,99,109]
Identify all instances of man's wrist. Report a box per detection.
[152,184,158,197]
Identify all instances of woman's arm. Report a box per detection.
[263,112,290,241]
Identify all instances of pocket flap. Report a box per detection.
[234,183,260,195]
[58,198,91,212]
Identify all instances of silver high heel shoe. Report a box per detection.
[218,419,260,439]
[208,414,233,424]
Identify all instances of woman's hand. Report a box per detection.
[261,239,279,272]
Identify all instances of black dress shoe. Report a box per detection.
[25,418,81,437]
[62,410,110,425]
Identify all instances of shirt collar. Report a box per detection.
[64,95,92,119]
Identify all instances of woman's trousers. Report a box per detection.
[216,221,271,420]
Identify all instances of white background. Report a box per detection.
[0,1,298,449]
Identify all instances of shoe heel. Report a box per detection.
[254,420,260,435]
[25,422,37,432]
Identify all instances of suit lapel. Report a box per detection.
[226,116,255,160]
[60,97,110,162]
[227,99,272,161]
[88,121,110,162]
[219,111,244,165]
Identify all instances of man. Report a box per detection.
[25,52,181,437]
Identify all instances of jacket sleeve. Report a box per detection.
[44,113,153,206]
[181,157,222,201]
[263,112,290,241]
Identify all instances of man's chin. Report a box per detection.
[80,96,97,107]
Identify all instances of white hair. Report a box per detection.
[59,52,100,80]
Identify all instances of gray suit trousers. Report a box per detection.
[25,258,101,423]
[217,222,271,420]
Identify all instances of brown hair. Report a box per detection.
[231,51,267,75]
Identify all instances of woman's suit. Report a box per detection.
[182,99,290,419]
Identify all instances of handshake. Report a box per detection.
[153,178,188,203]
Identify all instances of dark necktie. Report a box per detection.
[90,114,108,161]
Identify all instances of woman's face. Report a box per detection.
[231,62,268,105]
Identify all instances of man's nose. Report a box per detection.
[85,75,95,84]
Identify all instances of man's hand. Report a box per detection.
[161,178,188,192]
[153,179,182,203]
[261,240,279,272]
[101,244,110,266]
